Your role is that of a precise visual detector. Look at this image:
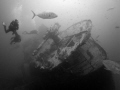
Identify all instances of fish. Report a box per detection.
[115,26,120,29]
[107,7,114,11]
[31,10,58,19]
[102,60,120,74]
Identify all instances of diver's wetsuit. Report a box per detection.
[4,19,19,35]
[3,19,21,44]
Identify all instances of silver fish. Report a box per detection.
[31,10,58,19]
[102,60,120,74]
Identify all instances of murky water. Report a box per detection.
[0,0,120,90]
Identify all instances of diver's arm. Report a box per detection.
[8,21,14,31]
[2,22,10,33]
[2,22,5,26]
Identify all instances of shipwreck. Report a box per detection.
[13,19,111,90]
[31,19,108,76]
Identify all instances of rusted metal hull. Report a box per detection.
[31,19,108,76]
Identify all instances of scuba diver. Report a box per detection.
[2,19,21,44]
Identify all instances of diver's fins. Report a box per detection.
[31,10,36,19]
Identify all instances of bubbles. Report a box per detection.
[12,2,23,27]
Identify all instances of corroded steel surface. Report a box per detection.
[31,19,108,76]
